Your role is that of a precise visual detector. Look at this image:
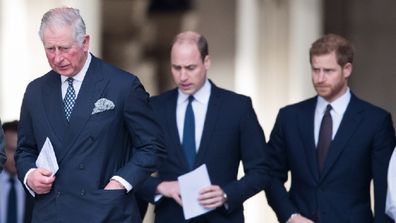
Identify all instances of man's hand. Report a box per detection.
[104,179,125,190]
[198,185,226,209]
[288,214,314,223]
[27,168,55,194]
[157,181,182,205]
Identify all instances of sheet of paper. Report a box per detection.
[386,149,396,220]
[35,137,59,176]
[178,164,214,220]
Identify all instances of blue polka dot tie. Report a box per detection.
[64,78,76,121]
[182,96,196,169]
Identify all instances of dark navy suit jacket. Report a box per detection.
[138,82,269,223]
[266,94,395,223]
[15,55,165,223]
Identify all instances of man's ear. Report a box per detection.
[204,55,211,70]
[343,62,352,78]
[82,35,90,52]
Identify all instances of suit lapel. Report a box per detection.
[299,97,320,181]
[320,95,363,179]
[58,56,108,162]
[194,83,221,168]
[42,71,68,145]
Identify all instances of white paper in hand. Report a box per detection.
[386,149,396,220]
[35,137,59,176]
[178,164,214,220]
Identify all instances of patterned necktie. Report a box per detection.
[7,177,17,223]
[64,78,76,121]
[317,104,333,172]
[182,96,196,169]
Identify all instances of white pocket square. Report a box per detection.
[92,98,115,115]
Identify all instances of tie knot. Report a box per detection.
[188,95,194,103]
[325,104,332,113]
[9,177,15,184]
[67,78,74,86]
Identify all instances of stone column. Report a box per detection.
[235,0,322,222]
[0,0,101,120]
[62,0,102,56]
[0,0,30,120]
[235,0,278,222]
[288,0,321,102]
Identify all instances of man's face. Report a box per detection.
[43,25,89,77]
[311,51,352,102]
[171,43,210,95]
[4,131,17,175]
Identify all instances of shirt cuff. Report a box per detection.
[24,168,36,197]
[223,192,229,210]
[286,213,300,223]
[111,176,133,192]
[154,194,163,203]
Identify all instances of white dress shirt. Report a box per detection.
[60,53,91,98]
[386,148,396,220]
[176,79,211,151]
[154,79,211,203]
[0,171,26,223]
[314,89,351,146]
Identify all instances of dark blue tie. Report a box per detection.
[183,96,196,169]
[317,104,333,172]
[64,78,76,121]
[7,177,17,223]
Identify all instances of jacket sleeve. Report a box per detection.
[265,110,299,223]
[115,78,166,188]
[135,175,163,203]
[222,98,270,212]
[15,85,40,184]
[372,113,395,223]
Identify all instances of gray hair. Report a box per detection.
[39,7,86,46]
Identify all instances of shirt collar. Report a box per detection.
[60,53,92,83]
[177,79,211,105]
[317,88,351,115]
[0,170,13,181]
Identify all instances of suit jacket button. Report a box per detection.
[80,190,85,196]
[79,164,85,170]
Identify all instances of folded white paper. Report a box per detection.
[35,137,59,176]
[178,164,214,220]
